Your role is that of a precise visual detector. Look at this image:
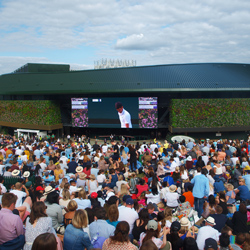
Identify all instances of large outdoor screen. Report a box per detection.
[71,97,158,128]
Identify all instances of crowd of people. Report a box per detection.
[0,134,250,250]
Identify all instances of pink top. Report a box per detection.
[136,184,148,198]
[0,208,24,244]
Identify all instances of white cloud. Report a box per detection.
[0,0,249,74]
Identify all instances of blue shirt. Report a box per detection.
[64,224,93,250]
[237,185,250,201]
[191,174,209,198]
[163,176,174,186]
[214,179,226,193]
[242,175,250,191]
[89,220,115,240]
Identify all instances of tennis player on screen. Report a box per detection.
[115,102,132,128]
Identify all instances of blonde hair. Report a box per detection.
[239,178,245,184]
[120,183,128,195]
[118,175,124,181]
[60,178,68,189]
[67,200,78,211]
[179,225,189,234]
[164,207,173,222]
[15,182,22,190]
[62,189,70,200]
[72,209,88,228]
[225,183,234,190]
[56,164,61,170]
[78,189,87,199]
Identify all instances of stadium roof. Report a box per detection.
[0,62,250,95]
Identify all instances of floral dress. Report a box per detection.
[24,217,56,250]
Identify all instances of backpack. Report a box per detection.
[129,177,138,194]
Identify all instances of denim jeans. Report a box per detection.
[194,197,205,218]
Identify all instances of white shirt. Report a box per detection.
[145,193,161,205]
[118,108,132,128]
[0,164,5,175]
[202,155,209,165]
[15,149,23,156]
[164,192,179,207]
[118,206,138,233]
[10,189,26,207]
[102,145,108,154]
[0,183,7,194]
[40,162,47,171]
[20,155,28,162]
[181,170,189,180]
[116,180,128,192]
[196,225,220,250]
[170,161,178,172]
[97,174,106,184]
[69,185,78,194]
[150,144,158,153]
[59,156,68,165]
[160,187,169,199]
[231,157,239,166]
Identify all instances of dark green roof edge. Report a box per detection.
[0,62,250,95]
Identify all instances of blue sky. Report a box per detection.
[0,0,250,75]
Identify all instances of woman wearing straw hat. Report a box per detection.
[179,217,196,240]
[164,185,179,209]
[75,166,83,179]
[76,172,87,189]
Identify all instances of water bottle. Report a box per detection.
[91,232,99,245]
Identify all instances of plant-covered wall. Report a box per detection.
[170,98,250,128]
[0,101,61,126]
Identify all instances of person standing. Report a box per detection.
[191,168,209,217]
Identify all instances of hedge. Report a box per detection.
[170,98,250,128]
[0,100,61,125]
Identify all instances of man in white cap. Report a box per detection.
[196,216,220,250]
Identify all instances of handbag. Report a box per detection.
[227,204,236,214]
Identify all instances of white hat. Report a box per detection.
[44,186,55,195]
[76,166,83,173]
[169,185,177,192]
[12,169,20,176]
[180,217,190,227]
[186,156,192,161]
[205,216,216,226]
[23,171,30,178]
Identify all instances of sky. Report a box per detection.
[0,0,250,75]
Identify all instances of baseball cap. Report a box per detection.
[125,198,134,205]
[91,192,98,199]
[147,220,158,230]
[36,186,44,191]
[25,181,32,188]
[171,221,181,231]
[122,195,131,203]
[204,238,218,250]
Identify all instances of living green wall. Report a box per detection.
[0,100,61,126]
[170,98,250,128]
